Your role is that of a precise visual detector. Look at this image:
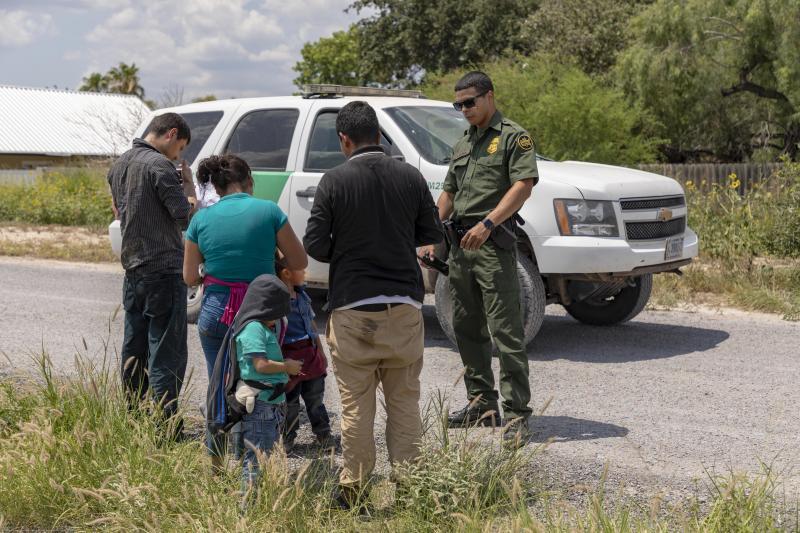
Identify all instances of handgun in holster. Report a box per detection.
[443,219,462,249]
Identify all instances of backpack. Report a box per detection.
[206,318,287,434]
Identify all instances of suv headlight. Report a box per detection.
[553,199,619,237]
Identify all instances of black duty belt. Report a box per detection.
[350,302,406,312]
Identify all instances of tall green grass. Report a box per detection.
[0,345,793,530]
[0,167,112,227]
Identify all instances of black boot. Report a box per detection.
[446,403,500,428]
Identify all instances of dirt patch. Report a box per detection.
[0,224,116,263]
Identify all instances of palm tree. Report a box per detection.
[107,62,145,98]
[79,72,109,93]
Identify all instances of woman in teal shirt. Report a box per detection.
[182,154,306,469]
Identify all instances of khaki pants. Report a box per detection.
[326,304,424,487]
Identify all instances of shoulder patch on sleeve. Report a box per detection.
[517,135,534,152]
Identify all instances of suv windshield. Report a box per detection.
[384,106,466,165]
[386,105,552,164]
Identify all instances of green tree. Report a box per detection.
[106,62,145,98]
[617,0,800,162]
[191,95,217,103]
[519,0,647,76]
[292,25,366,87]
[78,62,146,99]
[349,0,537,85]
[78,72,109,93]
[424,57,661,165]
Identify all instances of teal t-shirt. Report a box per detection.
[235,321,288,404]
[185,193,288,286]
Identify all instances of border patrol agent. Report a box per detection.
[419,71,539,446]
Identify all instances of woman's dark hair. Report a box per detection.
[197,154,252,192]
[454,71,494,94]
[336,101,380,145]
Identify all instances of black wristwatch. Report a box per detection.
[482,218,495,230]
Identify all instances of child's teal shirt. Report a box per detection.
[235,321,288,403]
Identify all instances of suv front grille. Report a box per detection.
[626,217,686,240]
[620,196,685,211]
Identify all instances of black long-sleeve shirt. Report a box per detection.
[107,138,191,274]
[303,145,443,309]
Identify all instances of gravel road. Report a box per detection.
[2,255,799,506]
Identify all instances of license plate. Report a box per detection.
[665,236,684,261]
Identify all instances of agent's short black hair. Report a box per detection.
[336,101,380,145]
[145,112,191,144]
[454,71,494,94]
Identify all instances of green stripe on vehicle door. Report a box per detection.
[252,171,292,202]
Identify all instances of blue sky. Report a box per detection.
[0,0,362,103]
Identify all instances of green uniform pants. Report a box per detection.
[448,242,532,419]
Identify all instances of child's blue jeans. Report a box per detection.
[241,399,285,494]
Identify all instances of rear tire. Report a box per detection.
[564,274,652,326]
[434,253,546,349]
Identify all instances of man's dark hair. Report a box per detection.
[145,112,191,144]
[336,101,380,145]
[454,71,494,94]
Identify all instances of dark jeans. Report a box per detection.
[284,376,331,442]
[241,400,285,494]
[121,271,188,421]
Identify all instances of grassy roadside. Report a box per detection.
[650,258,800,321]
[0,223,116,263]
[0,351,793,531]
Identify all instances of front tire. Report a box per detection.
[564,274,652,326]
[434,253,546,349]
[187,284,203,324]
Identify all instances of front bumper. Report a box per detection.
[531,227,699,275]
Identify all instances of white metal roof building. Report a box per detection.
[0,85,150,166]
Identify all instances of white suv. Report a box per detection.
[109,85,699,346]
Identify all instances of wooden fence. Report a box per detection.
[637,163,784,194]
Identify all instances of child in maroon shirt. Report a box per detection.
[275,255,333,452]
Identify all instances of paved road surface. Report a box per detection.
[2,256,799,503]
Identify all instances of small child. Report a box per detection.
[232,274,302,495]
[275,254,333,452]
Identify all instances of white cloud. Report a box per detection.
[0,10,54,47]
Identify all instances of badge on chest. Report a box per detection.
[487,136,500,155]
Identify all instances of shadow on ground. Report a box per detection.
[529,415,628,443]
[529,314,729,363]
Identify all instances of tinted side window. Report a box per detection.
[305,110,402,172]
[305,112,345,172]
[225,109,299,170]
[143,111,223,165]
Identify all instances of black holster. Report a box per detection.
[443,220,462,249]
[489,220,518,250]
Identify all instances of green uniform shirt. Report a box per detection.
[236,321,288,404]
[443,111,539,222]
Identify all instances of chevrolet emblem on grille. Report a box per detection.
[657,208,673,222]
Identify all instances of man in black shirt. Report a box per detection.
[107,112,197,434]
[304,101,443,507]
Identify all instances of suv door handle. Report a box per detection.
[296,186,317,198]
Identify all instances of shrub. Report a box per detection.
[0,168,112,227]
[685,160,800,262]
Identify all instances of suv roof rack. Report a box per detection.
[301,84,424,99]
